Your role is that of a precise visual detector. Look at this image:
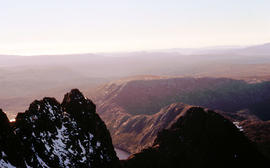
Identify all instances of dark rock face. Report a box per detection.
[123,107,268,168]
[0,89,120,168]
[239,120,270,159]
[0,109,25,167]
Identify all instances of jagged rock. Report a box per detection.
[0,89,120,168]
[122,107,268,168]
[0,109,24,168]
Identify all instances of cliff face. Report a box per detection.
[0,89,120,168]
[101,102,193,153]
[122,107,268,168]
[94,77,270,120]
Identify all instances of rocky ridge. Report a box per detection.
[0,89,120,168]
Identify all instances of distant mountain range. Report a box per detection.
[1,43,270,68]
[154,42,270,56]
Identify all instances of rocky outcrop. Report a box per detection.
[0,89,120,168]
[122,107,268,168]
[0,109,25,168]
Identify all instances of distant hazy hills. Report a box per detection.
[1,42,270,72]
[155,42,270,56]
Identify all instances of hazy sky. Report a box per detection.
[0,0,269,55]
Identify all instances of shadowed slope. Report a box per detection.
[123,107,268,168]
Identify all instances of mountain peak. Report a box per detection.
[0,89,120,168]
[63,89,86,103]
[0,109,9,124]
[62,88,96,118]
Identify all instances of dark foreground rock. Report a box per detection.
[0,89,120,168]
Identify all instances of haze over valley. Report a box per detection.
[1,43,270,119]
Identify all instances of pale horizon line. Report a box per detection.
[0,41,269,57]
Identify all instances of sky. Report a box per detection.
[0,0,269,55]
